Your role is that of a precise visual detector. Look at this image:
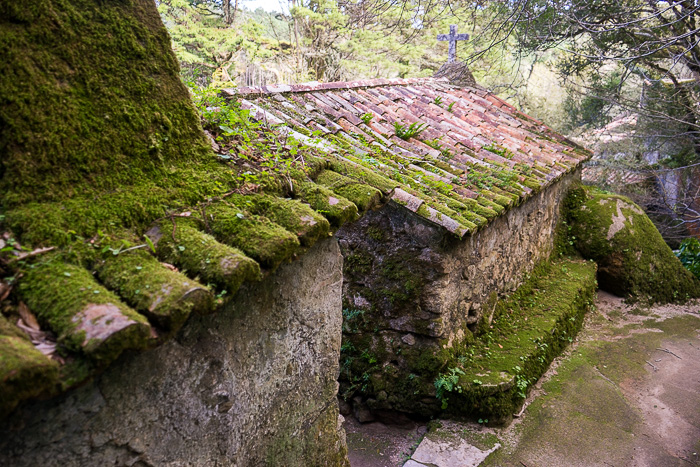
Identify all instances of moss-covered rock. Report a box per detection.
[566,186,700,303]
[443,259,598,424]
[19,262,152,363]
[0,315,59,417]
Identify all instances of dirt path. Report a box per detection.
[482,290,700,466]
[346,291,700,466]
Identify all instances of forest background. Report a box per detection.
[157,0,700,272]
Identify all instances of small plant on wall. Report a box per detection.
[393,121,427,140]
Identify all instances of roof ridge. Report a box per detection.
[223,77,450,97]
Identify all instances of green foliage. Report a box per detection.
[434,367,465,409]
[158,0,288,86]
[563,70,623,130]
[393,122,427,141]
[675,238,700,280]
[423,138,443,151]
[360,113,373,124]
[483,144,514,160]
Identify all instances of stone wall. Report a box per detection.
[338,170,581,417]
[0,239,349,467]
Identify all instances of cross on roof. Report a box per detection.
[437,25,469,64]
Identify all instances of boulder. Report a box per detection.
[566,186,700,303]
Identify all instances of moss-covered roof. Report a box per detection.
[221,77,591,236]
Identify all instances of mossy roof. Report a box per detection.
[221,77,592,236]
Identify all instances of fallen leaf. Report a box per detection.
[0,281,11,302]
[18,302,40,330]
[498,343,503,349]
[161,262,178,272]
[16,318,46,341]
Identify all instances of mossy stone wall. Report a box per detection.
[337,170,581,417]
[0,239,349,467]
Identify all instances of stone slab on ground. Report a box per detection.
[405,420,500,467]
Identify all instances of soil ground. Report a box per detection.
[345,290,700,466]
[344,414,426,466]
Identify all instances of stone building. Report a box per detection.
[224,78,593,423]
[0,2,608,464]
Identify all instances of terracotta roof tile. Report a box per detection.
[224,77,590,235]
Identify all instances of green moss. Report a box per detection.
[152,219,261,295]
[480,191,512,209]
[96,249,213,333]
[19,261,152,363]
[315,170,383,212]
[436,259,597,424]
[366,226,385,242]
[434,193,488,228]
[207,203,300,270]
[326,157,398,194]
[476,196,505,215]
[379,254,424,305]
[233,194,331,247]
[0,0,213,209]
[344,250,373,276]
[296,182,358,227]
[413,195,477,233]
[0,315,60,417]
[567,187,700,303]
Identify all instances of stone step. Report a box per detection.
[436,259,597,425]
[403,420,500,467]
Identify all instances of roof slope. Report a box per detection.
[1,77,590,415]
[222,77,591,237]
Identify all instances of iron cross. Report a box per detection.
[437,25,469,64]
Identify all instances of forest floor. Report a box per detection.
[345,290,700,466]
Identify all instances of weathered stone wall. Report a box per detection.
[0,239,349,466]
[338,170,581,417]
